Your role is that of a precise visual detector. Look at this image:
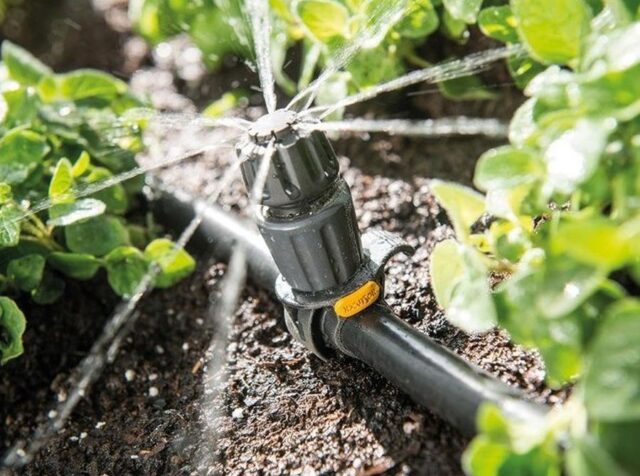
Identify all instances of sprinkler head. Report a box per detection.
[237,109,362,294]
[239,109,339,211]
[237,109,413,360]
[247,109,298,143]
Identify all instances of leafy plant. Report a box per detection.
[0,41,195,364]
[430,1,640,474]
[129,0,507,107]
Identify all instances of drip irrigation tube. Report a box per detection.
[150,181,547,436]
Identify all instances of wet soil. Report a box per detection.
[0,4,568,475]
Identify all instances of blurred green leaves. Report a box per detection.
[0,41,195,364]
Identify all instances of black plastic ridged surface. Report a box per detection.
[239,129,340,210]
[257,181,362,293]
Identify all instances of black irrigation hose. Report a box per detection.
[150,182,547,436]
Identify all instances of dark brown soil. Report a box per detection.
[0,4,568,475]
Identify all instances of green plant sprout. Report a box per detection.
[0,42,195,364]
[430,1,640,474]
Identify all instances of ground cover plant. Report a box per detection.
[0,41,195,364]
[1,0,639,474]
[429,1,640,474]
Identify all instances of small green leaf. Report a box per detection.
[543,119,610,195]
[537,257,606,319]
[7,254,45,292]
[0,184,12,205]
[48,198,106,227]
[0,297,26,364]
[443,0,482,24]
[478,6,519,43]
[144,238,195,288]
[397,0,439,39]
[551,216,635,270]
[446,245,497,333]
[475,146,543,191]
[105,246,149,297]
[431,180,485,239]
[72,151,91,177]
[430,239,465,309]
[297,0,350,41]
[441,8,468,40]
[507,55,545,89]
[85,167,128,215]
[584,299,640,421]
[56,70,128,101]
[49,158,74,200]
[1,41,52,86]
[202,91,247,118]
[0,128,50,185]
[509,98,539,147]
[0,204,22,248]
[48,252,102,280]
[65,215,129,256]
[463,435,509,476]
[31,271,65,304]
[511,0,591,64]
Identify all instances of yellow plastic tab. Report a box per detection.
[334,281,381,318]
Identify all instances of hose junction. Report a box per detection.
[152,109,546,436]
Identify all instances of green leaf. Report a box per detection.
[0,184,12,205]
[7,254,45,292]
[31,271,65,304]
[543,119,610,195]
[202,91,247,118]
[0,297,26,364]
[478,6,519,43]
[551,216,635,270]
[84,167,129,215]
[55,70,128,101]
[475,146,543,191]
[446,245,497,333]
[144,238,195,288]
[584,299,640,421]
[72,151,91,177]
[65,215,129,256]
[430,239,465,309]
[0,204,22,248]
[477,404,510,442]
[431,180,485,239]
[1,41,52,86]
[297,0,350,41]
[0,128,50,185]
[48,198,106,227]
[49,158,74,200]
[397,0,439,39]
[509,98,539,147]
[105,246,149,297]
[48,252,102,280]
[537,257,606,319]
[507,55,545,89]
[443,0,482,24]
[511,0,591,64]
[463,435,509,476]
[441,8,468,40]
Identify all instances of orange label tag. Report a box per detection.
[334,281,381,318]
